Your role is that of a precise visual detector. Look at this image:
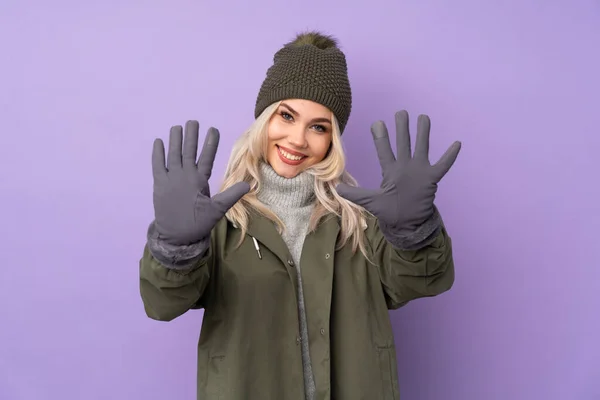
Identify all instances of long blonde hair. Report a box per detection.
[219,101,370,258]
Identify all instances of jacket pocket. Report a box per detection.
[206,354,226,399]
[377,346,400,400]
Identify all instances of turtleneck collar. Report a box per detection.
[257,161,316,208]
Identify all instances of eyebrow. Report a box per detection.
[280,102,332,125]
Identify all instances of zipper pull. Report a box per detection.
[252,237,262,259]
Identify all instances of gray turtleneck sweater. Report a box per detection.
[257,162,317,400]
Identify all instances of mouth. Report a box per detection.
[276,145,308,166]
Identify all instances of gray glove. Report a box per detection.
[152,120,250,246]
[337,110,461,237]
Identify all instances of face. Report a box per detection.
[266,99,333,179]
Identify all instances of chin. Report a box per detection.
[271,162,303,179]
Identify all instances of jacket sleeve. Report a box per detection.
[139,221,215,321]
[367,207,455,310]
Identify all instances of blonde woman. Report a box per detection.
[140,31,461,400]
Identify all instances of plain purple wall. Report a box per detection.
[1,1,599,399]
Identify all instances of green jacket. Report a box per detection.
[139,211,454,400]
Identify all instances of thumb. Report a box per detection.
[336,183,379,208]
[432,140,462,181]
[211,182,251,212]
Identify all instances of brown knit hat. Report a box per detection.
[254,31,352,133]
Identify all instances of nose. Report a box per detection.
[287,126,308,149]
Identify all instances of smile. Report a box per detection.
[277,145,307,165]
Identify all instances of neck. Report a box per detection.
[257,162,315,208]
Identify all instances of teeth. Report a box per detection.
[279,147,304,161]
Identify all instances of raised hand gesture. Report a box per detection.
[152,120,250,245]
[337,110,461,233]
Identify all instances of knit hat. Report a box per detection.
[254,31,353,133]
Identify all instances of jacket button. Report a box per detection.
[287,260,294,266]
[325,253,330,259]
[296,337,301,344]
[320,328,325,335]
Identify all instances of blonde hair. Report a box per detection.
[219,101,371,258]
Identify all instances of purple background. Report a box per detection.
[1,1,599,399]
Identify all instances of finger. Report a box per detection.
[183,120,200,168]
[370,121,396,172]
[197,127,220,181]
[152,138,167,180]
[414,114,431,162]
[167,125,183,170]
[394,110,411,163]
[432,141,462,180]
[336,183,380,208]
[211,182,251,212]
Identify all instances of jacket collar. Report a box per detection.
[245,209,291,266]
[243,210,340,264]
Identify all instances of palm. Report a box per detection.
[152,121,249,245]
[337,110,461,230]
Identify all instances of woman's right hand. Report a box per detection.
[151,120,250,246]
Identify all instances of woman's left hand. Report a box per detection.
[336,110,461,233]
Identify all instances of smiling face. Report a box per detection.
[266,99,333,179]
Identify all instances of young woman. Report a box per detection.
[140,31,461,400]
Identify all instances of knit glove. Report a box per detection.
[152,120,250,246]
[336,110,461,249]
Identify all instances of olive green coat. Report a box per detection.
[139,211,455,400]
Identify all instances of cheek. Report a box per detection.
[267,119,285,142]
[310,136,332,159]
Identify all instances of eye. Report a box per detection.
[312,124,328,133]
[280,111,293,121]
